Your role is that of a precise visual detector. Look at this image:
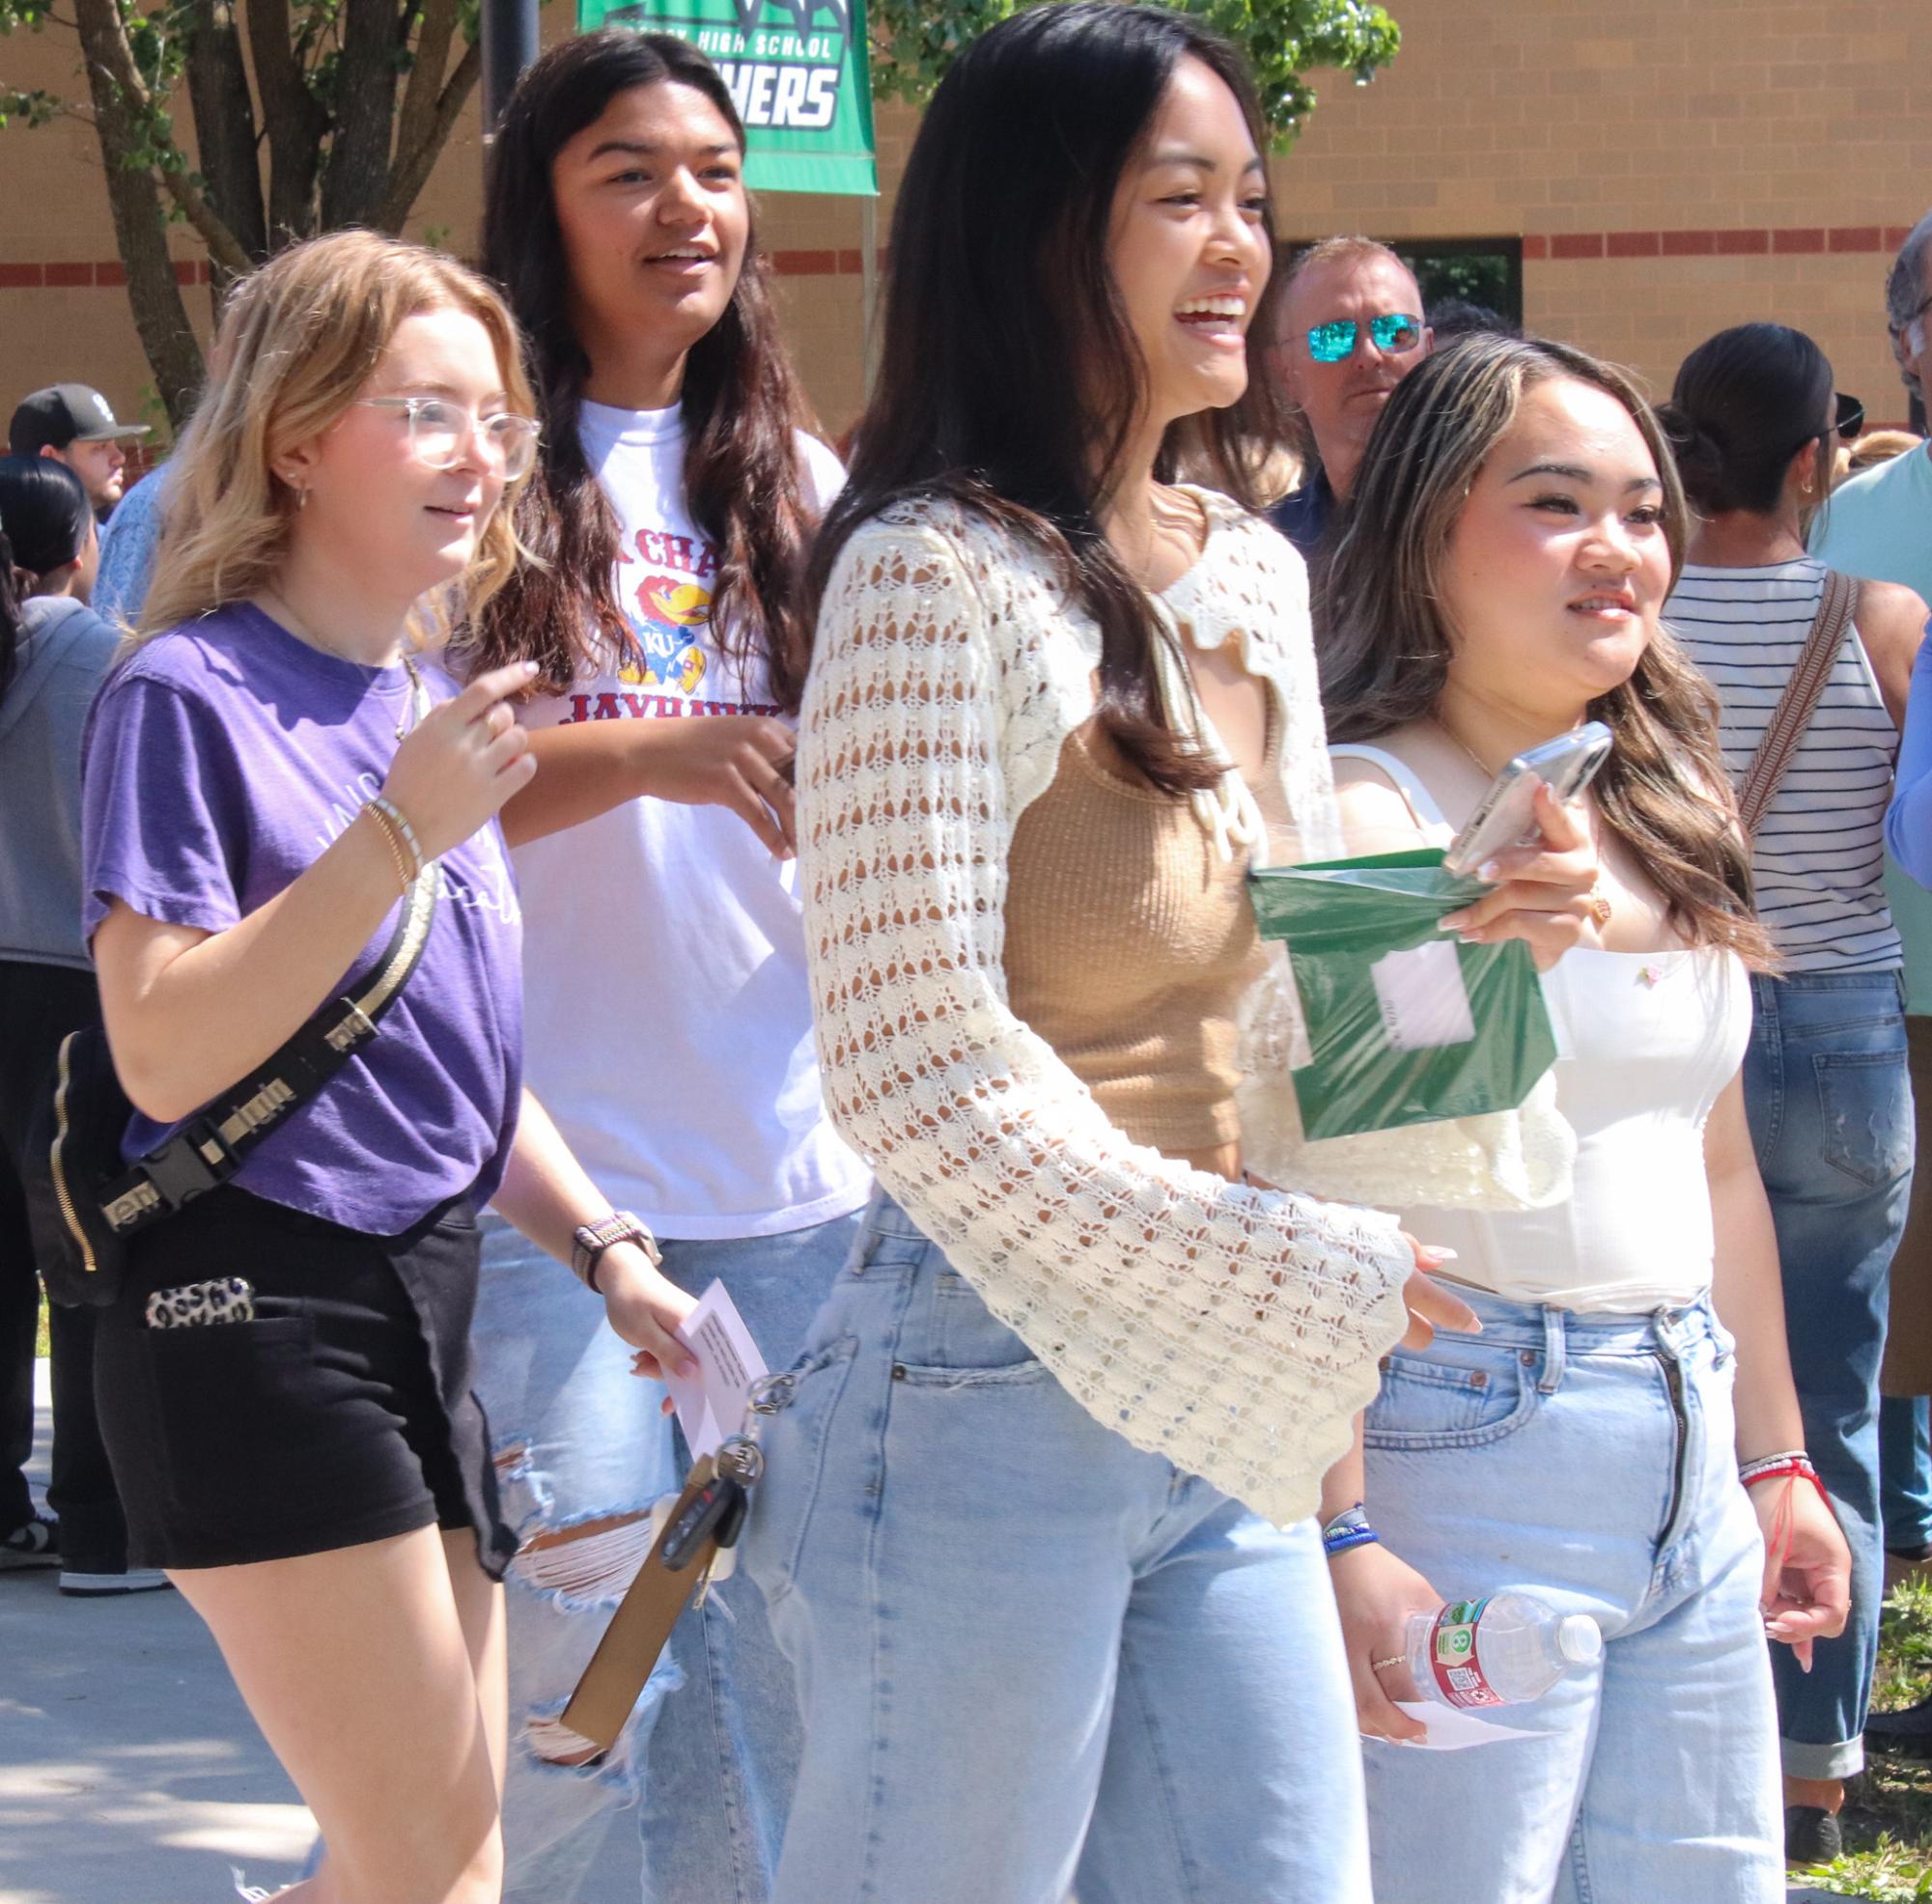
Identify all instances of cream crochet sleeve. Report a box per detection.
[797,507,1414,1527]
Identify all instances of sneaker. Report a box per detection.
[1784,1804,1843,1866]
[1864,1692,1932,1759]
[0,1513,60,1571]
[59,1565,171,1597]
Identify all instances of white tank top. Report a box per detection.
[1670,559,1900,975]
[1332,744,1751,1312]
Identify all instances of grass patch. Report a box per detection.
[35,1292,48,1359]
[1796,1576,1932,1898]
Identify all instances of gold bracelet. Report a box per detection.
[363,802,416,897]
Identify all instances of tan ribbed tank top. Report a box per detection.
[1004,712,1286,1178]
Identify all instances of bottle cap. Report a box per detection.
[1557,1614,1603,1666]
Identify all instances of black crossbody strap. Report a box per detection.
[99,670,440,1237]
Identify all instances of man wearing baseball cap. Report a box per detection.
[8,382,149,519]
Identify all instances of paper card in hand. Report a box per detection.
[1247,849,1558,1139]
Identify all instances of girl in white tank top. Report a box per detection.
[1309,334,1850,1902]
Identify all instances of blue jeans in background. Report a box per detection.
[1744,969,1914,1779]
[1360,1286,1781,1902]
[1881,1394,1932,1555]
[740,1190,1373,1904]
[471,1209,862,1904]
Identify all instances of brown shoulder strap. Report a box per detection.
[1736,570,1862,839]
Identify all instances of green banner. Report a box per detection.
[579,0,878,196]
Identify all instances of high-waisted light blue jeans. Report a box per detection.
[1360,1284,1781,1904]
[472,1208,862,1904]
[740,1189,1372,1904]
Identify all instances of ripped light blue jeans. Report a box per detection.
[471,1209,861,1904]
[740,1190,1372,1904]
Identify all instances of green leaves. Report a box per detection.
[864,0,1400,141]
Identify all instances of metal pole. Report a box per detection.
[481,0,540,138]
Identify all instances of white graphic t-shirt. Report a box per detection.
[511,399,870,1238]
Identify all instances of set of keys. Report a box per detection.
[658,1434,765,1590]
[553,1370,798,1759]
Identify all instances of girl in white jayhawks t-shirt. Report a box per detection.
[466,32,868,1904]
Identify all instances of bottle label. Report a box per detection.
[1428,1596,1504,1709]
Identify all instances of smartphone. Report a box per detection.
[1442,721,1612,878]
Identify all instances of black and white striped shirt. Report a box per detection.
[1670,559,1900,974]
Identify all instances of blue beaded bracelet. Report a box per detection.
[1323,1526,1381,1557]
[1321,1502,1380,1557]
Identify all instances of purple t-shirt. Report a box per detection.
[81,602,523,1234]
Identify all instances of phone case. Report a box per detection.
[1443,725,1612,875]
[144,1276,257,1329]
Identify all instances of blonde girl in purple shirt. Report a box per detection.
[83,231,695,1904]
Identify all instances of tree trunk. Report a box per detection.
[185,0,267,274]
[247,0,329,243]
[320,0,405,230]
[70,0,207,426]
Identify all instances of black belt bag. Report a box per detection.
[27,777,438,1308]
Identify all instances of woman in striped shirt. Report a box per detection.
[1663,321,1926,1867]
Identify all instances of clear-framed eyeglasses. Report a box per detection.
[358,396,541,482]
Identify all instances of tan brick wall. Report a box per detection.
[1277,0,1932,422]
[4,1,1928,438]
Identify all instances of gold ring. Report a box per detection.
[1369,1656,1407,1673]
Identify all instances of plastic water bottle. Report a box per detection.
[1403,1591,1602,1710]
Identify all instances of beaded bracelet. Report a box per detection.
[1322,1502,1380,1558]
[1739,1450,1833,1516]
[1739,1449,1812,1488]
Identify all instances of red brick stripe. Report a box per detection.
[0,227,1909,288]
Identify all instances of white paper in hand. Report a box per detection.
[662,1280,769,1462]
[1383,1701,1554,1750]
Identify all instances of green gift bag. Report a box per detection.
[1246,848,1558,1140]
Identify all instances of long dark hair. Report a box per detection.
[809,2,1295,796]
[0,456,92,582]
[473,31,819,710]
[1319,334,1772,965]
[0,458,92,707]
[1658,322,1834,518]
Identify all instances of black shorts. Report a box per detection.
[95,1185,517,1577]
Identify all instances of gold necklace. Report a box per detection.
[256,588,421,742]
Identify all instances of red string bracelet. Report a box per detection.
[1740,1456,1832,1512]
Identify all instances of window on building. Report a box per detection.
[1278,237,1526,330]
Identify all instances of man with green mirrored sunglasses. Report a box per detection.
[1265,236,1433,558]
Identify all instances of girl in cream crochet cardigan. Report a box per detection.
[738,12,1595,1901]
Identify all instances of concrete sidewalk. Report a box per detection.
[0,1361,313,1904]
[0,1362,640,1904]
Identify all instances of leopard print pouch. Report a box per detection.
[143,1277,256,1330]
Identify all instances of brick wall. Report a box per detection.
[1278,0,1932,419]
[3,0,1927,441]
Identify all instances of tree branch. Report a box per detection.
[68,0,209,425]
[392,0,453,178]
[378,31,478,233]
[159,163,257,277]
